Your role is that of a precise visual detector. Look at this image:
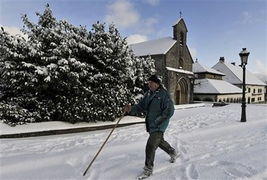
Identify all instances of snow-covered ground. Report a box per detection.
[0,103,266,180]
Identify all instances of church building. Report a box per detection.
[130,18,194,104]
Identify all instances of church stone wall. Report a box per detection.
[165,44,179,68]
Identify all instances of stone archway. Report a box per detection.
[175,77,188,104]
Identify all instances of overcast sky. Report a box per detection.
[0,0,266,75]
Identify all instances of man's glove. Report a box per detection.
[124,104,132,115]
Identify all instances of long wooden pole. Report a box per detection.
[83,115,124,176]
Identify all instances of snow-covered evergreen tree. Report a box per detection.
[0,4,155,126]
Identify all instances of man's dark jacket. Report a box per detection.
[130,86,174,133]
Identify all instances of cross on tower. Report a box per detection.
[179,11,182,18]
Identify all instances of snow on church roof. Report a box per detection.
[193,61,225,76]
[212,60,266,86]
[129,37,176,56]
[194,79,242,94]
[166,66,194,75]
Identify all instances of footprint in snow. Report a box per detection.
[186,164,199,180]
[209,160,257,178]
[178,144,187,154]
[200,153,211,159]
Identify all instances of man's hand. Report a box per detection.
[124,104,132,114]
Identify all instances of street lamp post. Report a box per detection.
[239,48,250,122]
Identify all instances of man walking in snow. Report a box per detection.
[125,75,179,179]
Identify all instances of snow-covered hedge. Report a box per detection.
[0,4,155,126]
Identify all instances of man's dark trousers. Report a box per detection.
[145,131,176,170]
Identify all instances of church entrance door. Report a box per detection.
[175,78,188,104]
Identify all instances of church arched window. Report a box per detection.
[179,58,184,69]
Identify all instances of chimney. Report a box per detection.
[231,62,236,66]
[219,57,225,63]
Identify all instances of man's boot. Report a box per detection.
[137,166,153,179]
[169,149,180,163]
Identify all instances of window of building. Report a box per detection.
[180,32,184,47]
[179,58,184,69]
[253,89,256,93]
[248,88,251,93]
[204,97,213,102]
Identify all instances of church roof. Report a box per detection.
[194,79,242,94]
[193,61,225,76]
[166,66,194,75]
[212,60,266,86]
[172,18,188,32]
[129,37,176,56]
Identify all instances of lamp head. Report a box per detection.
[239,48,250,65]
